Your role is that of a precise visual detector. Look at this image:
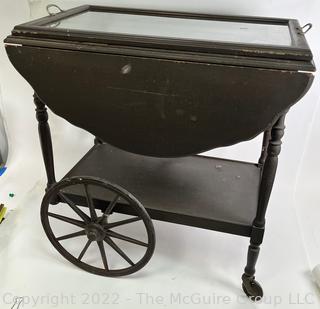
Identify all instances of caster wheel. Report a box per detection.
[41,176,155,276]
[242,276,263,301]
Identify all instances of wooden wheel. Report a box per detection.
[41,177,155,276]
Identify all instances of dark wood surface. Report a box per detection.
[5,45,313,157]
[62,143,261,236]
[4,36,316,72]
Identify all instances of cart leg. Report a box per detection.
[258,129,271,166]
[242,113,286,300]
[34,93,56,190]
[94,137,104,145]
[242,234,264,300]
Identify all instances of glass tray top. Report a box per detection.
[8,5,313,64]
[45,11,292,47]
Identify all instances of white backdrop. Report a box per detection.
[0,1,320,308]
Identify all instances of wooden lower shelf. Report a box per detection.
[63,143,261,237]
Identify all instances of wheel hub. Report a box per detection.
[85,223,106,241]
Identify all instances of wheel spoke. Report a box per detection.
[104,236,135,266]
[107,217,142,229]
[56,230,86,241]
[58,192,90,223]
[84,184,97,220]
[48,212,85,228]
[103,194,120,216]
[97,240,109,270]
[78,239,92,261]
[107,230,148,247]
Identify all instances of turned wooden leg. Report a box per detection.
[242,113,286,300]
[258,129,271,166]
[34,93,56,190]
[242,241,263,300]
[244,243,260,278]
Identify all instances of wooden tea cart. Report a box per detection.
[4,5,315,300]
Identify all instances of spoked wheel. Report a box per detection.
[41,176,155,276]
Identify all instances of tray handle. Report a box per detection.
[46,4,64,16]
[302,23,312,34]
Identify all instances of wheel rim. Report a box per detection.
[41,177,155,276]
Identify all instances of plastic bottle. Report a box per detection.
[0,86,8,167]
